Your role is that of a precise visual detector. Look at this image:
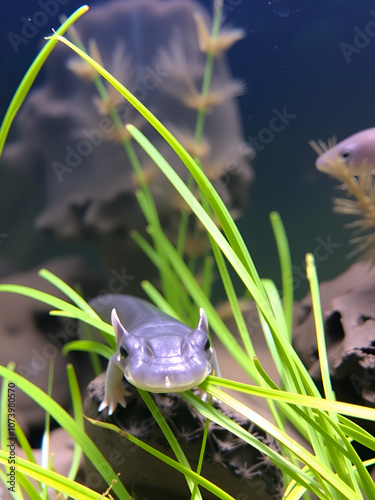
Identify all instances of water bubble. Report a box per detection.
[268,0,291,18]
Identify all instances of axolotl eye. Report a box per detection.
[341,150,351,162]
[119,346,128,359]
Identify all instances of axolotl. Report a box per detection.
[316,128,375,175]
[89,295,213,415]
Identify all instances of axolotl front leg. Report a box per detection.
[98,309,131,415]
[98,351,129,415]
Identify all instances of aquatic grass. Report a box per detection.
[85,417,234,500]
[192,395,212,500]
[0,5,89,157]
[64,25,184,314]
[45,33,265,298]
[0,450,105,500]
[137,389,204,499]
[0,365,131,499]
[270,211,293,339]
[0,281,116,349]
[39,362,53,500]
[66,364,85,484]
[0,5,375,499]
[1,156,374,496]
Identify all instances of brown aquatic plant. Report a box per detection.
[193,11,245,56]
[157,33,246,112]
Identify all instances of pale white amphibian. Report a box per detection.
[91,295,213,415]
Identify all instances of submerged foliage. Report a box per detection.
[0,4,375,500]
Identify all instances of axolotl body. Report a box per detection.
[89,295,213,415]
[316,128,375,175]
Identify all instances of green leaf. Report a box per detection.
[0,366,130,499]
[85,416,234,500]
[0,6,89,155]
[0,450,103,500]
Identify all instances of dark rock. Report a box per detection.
[83,373,283,500]
[0,256,105,437]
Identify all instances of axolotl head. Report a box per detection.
[316,128,375,175]
[111,308,213,393]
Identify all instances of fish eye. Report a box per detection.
[119,346,128,359]
[204,338,211,351]
[341,150,351,161]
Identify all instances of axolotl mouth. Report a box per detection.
[124,362,211,392]
[123,353,213,392]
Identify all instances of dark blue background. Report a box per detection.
[1,0,375,297]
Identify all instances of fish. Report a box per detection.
[313,128,375,176]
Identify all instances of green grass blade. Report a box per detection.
[85,417,234,500]
[0,366,130,499]
[126,123,270,316]
[0,468,40,500]
[337,416,375,452]
[182,391,325,498]
[270,212,293,338]
[306,253,335,401]
[131,227,194,320]
[61,340,112,360]
[0,284,115,349]
[45,34,265,294]
[66,365,84,483]
[202,376,375,421]
[191,396,212,500]
[137,390,202,499]
[210,240,256,361]
[196,386,362,499]
[0,451,102,500]
[14,420,38,469]
[0,6,89,155]
[318,412,374,497]
[39,269,100,318]
[141,280,184,319]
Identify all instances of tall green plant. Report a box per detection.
[1,5,375,500]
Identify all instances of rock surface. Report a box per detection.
[0,256,105,437]
[83,373,283,500]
